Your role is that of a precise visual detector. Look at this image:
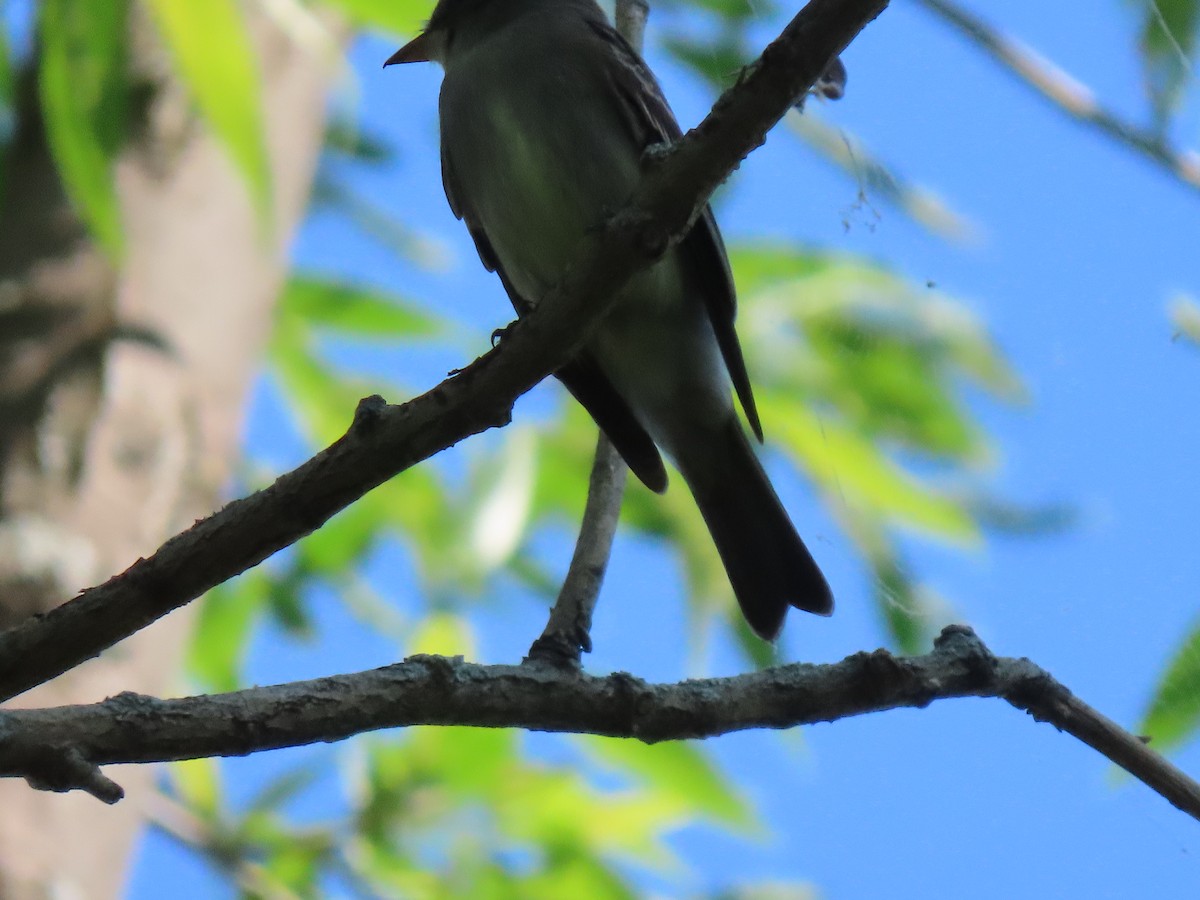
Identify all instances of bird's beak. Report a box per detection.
[384,31,434,66]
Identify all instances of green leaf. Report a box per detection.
[0,21,13,122]
[578,738,753,828]
[143,0,271,217]
[322,0,429,35]
[37,0,129,256]
[774,405,979,542]
[169,757,223,820]
[0,24,12,203]
[1132,0,1199,128]
[280,275,444,339]
[268,326,383,444]
[187,573,270,692]
[246,766,322,816]
[409,612,474,657]
[1140,611,1200,750]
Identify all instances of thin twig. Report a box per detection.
[0,0,889,704]
[526,433,627,667]
[913,0,1200,194]
[1,627,1198,823]
[614,0,649,45]
[523,0,646,667]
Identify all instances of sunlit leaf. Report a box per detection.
[1140,612,1200,750]
[37,0,129,255]
[465,426,536,571]
[169,757,223,820]
[774,406,979,542]
[322,0,429,35]
[269,325,384,444]
[280,275,444,339]
[0,22,13,129]
[187,573,271,692]
[0,24,12,203]
[144,0,271,216]
[409,612,475,657]
[579,738,753,827]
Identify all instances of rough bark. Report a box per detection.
[0,9,338,898]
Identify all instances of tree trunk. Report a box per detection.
[0,10,340,898]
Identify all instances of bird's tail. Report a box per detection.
[675,418,832,640]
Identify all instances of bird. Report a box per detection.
[385,0,834,639]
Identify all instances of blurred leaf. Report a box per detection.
[311,173,451,266]
[962,493,1075,535]
[37,0,129,256]
[246,767,323,817]
[872,550,938,654]
[578,738,753,828]
[269,322,382,443]
[170,757,223,820]
[323,117,393,164]
[188,573,271,692]
[144,0,271,217]
[662,25,970,240]
[713,884,818,900]
[1170,293,1200,345]
[659,0,773,21]
[788,113,972,240]
[409,612,474,656]
[280,274,443,339]
[775,405,978,542]
[1140,611,1200,750]
[0,23,12,203]
[0,22,13,127]
[1131,0,1198,129]
[663,34,747,85]
[464,426,537,571]
[322,0,429,35]
[266,568,315,636]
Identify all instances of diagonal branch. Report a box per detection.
[2,626,1198,823]
[913,0,1200,195]
[0,0,889,704]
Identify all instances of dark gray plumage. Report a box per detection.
[386,0,833,638]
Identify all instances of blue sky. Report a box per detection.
[129,2,1200,897]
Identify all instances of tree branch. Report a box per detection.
[526,433,627,666]
[523,0,645,667]
[913,0,1200,195]
[2,626,1198,822]
[0,0,889,703]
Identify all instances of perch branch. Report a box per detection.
[1,627,1197,822]
[0,0,889,703]
[524,0,646,667]
[526,433,627,666]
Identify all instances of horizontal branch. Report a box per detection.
[1,627,1197,822]
[0,0,888,704]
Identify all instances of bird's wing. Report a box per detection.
[441,135,669,493]
[587,19,764,442]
